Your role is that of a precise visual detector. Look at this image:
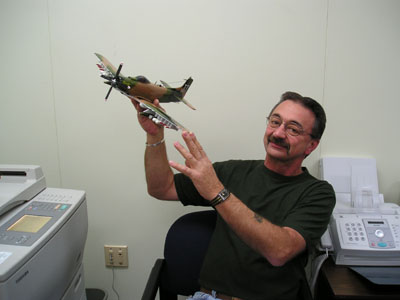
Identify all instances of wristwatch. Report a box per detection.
[210,188,231,207]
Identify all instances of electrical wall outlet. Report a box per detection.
[104,245,129,267]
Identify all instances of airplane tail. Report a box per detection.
[176,77,195,110]
[178,77,193,98]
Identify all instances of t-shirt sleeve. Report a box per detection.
[282,181,336,247]
[174,172,210,206]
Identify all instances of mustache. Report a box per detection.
[268,136,290,150]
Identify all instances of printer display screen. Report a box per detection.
[7,215,52,233]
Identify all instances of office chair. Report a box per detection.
[142,210,217,300]
[141,210,322,300]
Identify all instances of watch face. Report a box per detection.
[211,188,230,207]
[220,189,230,200]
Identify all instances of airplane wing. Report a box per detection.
[95,53,123,77]
[132,97,188,131]
[175,96,196,110]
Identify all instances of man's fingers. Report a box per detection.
[182,131,204,160]
[169,160,192,176]
[173,142,195,163]
[192,133,205,155]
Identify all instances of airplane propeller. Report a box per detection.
[104,63,123,101]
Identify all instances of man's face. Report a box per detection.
[264,100,319,163]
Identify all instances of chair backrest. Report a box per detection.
[142,210,318,300]
[160,210,217,297]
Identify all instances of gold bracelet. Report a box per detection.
[145,138,165,147]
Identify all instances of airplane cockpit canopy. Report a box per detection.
[135,76,150,84]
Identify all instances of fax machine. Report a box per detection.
[320,157,400,266]
[0,165,88,300]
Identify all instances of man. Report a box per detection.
[133,92,335,300]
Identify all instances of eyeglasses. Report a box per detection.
[267,115,312,137]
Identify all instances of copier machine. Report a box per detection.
[0,165,88,300]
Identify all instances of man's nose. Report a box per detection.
[272,124,287,138]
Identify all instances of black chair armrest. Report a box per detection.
[141,258,165,300]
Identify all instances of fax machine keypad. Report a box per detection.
[344,222,367,244]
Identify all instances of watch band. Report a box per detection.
[210,188,231,207]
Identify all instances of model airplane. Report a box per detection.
[95,53,194,108]
[95,53,193,131]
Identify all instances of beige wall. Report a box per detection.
[1,0,399,299]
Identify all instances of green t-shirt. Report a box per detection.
[174,160,335,300]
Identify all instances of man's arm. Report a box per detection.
[169,131,306,266]
[132,99,178,201]
[215,195,306,266]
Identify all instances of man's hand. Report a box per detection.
[131,98,163,136]
[169,131,224,201]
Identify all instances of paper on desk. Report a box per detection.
[350,266,400,285]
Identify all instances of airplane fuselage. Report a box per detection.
[119,77,181,103]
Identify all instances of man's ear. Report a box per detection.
[305,139,320,156]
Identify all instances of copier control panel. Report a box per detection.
[0,199,71,247]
